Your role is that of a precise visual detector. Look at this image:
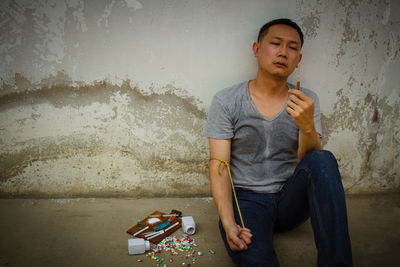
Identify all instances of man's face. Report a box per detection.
[253,24,302,78]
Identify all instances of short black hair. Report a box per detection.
[257,18,304,47]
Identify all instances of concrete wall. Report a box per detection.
[0,0,399,197]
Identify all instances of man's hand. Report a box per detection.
[286,89,315,133]
[225,223,253,251]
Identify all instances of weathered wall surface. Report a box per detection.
[0,0,399,197]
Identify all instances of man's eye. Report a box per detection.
[271,42,279,46]
[290,47,298,50]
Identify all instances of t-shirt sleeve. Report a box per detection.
[203,94,234,139]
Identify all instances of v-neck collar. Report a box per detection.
[246,80,289,122]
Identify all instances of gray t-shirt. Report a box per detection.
[203,81,322,193]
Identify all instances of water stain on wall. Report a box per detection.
[0,72,209,197]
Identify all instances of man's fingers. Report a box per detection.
[289,95,310,111]
[288,89,306,98]
[286,99,296,110]
[241,227,251,232]
[286,100,301,116]
[240,231,253,239]
[240,228,253,237]
[239,228,253,245]
[228,235,247,251]
[226,226,250,251]
[289,96,306,109]
[225,224,252,251]
[289,89,314,104]
[239,233,252,245]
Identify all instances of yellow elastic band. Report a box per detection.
[210,157,245,229]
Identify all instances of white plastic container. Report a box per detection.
[128,238,150,255]
[181,216,196,235]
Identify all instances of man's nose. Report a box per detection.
[278,45,288,58]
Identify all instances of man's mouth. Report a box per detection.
[273,62,287,67]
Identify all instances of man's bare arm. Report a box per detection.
[286,89,322,159]
[208,138,252,251]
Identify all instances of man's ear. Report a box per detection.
[252,42,259,58]
[296,53,303,67]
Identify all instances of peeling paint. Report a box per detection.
[68,0,88,32]
[300,12,321,39]
[322,90,400,193]
[296,0,322,40]
[97,0,115,28]
[124,0,143,11]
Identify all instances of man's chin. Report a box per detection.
[271,71,291,79]
[259,66,294,79]
[273,67,297,78]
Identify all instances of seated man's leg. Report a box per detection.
[219,190,279,267]
[275,150,352,267]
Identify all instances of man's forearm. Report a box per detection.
[209,160,236,229]
[298,128,322,160]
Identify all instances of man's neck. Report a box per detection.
[250,73,288,98]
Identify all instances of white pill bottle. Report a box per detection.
[128,238,150,255]
[182,216,196,235]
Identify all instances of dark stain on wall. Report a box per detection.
[0,72,206,120]
[0,72,209,197]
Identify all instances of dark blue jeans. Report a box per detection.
[219,150,353,267]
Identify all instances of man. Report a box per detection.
[203,18,352,266]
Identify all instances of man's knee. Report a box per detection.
[303,150,338,170]
[302,150,343,187]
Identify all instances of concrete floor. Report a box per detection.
[0,194,399,267]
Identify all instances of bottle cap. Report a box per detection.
[145,240,150,250]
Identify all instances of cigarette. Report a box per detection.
[296,75,300,90]
[133,225,149,237]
